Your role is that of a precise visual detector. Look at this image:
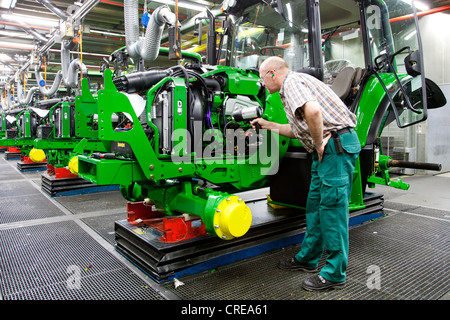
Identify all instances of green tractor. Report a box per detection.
[77,0,445,280]
[0,106,47,164]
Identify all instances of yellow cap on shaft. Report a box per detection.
[68,156,79,174]
[213,196,252,240]
[29,148,46,163]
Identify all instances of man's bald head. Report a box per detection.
[260,56,289,74]
[259,56,290,94]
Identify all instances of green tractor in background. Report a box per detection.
[0,103,48,166]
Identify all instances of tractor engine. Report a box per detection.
[78,65,290,240]
[111,65,267,160]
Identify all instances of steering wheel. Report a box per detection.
[259,46,285,55]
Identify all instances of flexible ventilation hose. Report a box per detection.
[124,0,177,62]
[60,40,88,88]
[35,66,63,98]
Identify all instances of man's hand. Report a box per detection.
[250,117,271,130]
[251,118,296,138]
[316,133,332,162]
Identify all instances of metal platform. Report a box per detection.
[167,204,450,300]
[41,173,119,197]
[114,193,384,282]
[17,161,47,172]
[0,156,449,302]
[4,151,21,160]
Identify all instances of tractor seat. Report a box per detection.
[352,67,364,87]
[330,66,356,100]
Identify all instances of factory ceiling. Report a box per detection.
[0,0,449,87]
[0,0,222,86]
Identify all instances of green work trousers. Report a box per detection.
[295,129,361,283]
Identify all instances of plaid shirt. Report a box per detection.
[280,71,357,153]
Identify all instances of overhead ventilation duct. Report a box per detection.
[6,87,13,109]
[35,39,87,97]
[124,0,178,61]
[35,67,63,97]
[15,80,40,107]
[60,40,87,88]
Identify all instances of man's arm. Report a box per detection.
[250,118,295,138]
[303,101,331,162]
[251,101,324,141]
[302,101,323,146]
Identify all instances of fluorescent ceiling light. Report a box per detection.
[0,13,59,28]
[0,0,17,10]
[286,3,293,28]
[0,53,12,61]
[404,30,416,40]
[0,41,34,50]
[151,0,206,12]
[401,0,429,11]
[0,30,34,39]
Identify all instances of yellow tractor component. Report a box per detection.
[213,196,252,240]
[68,156,79,175]
[29,148,46,163]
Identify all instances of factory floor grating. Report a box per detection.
[164,208,449,300]
[0,158,172,301]
[0,221,164,300]
[0,156,449,302]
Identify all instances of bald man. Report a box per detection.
[252,57,361,291]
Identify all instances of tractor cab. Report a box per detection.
[219,0,444,127]
[217,0,445,195]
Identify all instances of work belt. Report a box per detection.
[330,127,352,154]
